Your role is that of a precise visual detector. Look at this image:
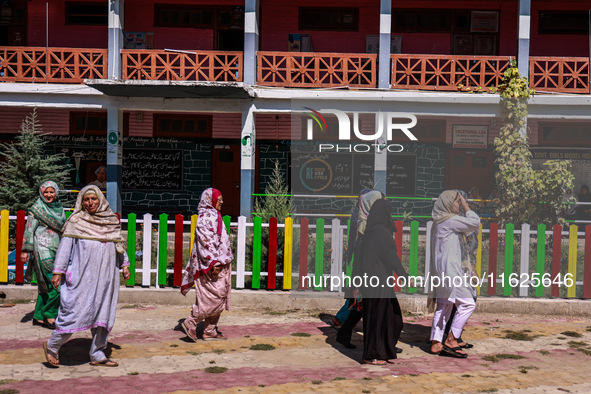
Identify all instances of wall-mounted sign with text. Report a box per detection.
[452,125,488,149]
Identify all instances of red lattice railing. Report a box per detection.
[529,57,590,93]
[122,50,243,82]
[391,54,511,91]
[257,52,376,88]
[0,47,107,83]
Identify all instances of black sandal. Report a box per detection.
[441,345,468,358]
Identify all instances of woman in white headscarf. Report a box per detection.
[42,185,129,367]
[429,190,480,358]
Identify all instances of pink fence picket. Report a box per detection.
[299,218,309,290]
[267,217,278,290]
[174,214,184,287]
[552,224,562,297]
[15,210,26,284]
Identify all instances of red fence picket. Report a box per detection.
[552,224,562,297]
[267,217,278,290]
[15,210,26,284]
[174,214,184,287]
[488,222,498,296]
[299,218,309,290]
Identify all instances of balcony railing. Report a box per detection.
[257,51,377,88]
[122,50,243,82]
[0,46,107,83]
[529,57,590,94]
[391,54,512,91]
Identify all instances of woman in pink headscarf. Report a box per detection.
[181,188,233,341]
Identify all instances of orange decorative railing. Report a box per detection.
[257,52,377,88]
[122,50,243,82]
[529,57,590,94]
[391,54,511,91]
[0,47,107,83]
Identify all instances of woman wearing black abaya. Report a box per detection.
[355,199,408,365]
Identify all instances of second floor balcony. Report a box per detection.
[1,47,589,95]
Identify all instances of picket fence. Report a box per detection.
[1,209,591,299]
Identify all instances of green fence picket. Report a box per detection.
[158,214,168,286]
[409,221,419,293]
[252,216,262,289]
[504,223,514,296]
[126,213,136,286]
[223,215,231,235]
[315,218,324,291]
[65,211,72,219]
[536,224,546,297]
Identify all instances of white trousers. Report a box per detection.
[430,298,476,342]
[47,327,109,363]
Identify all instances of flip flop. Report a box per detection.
[202,333,227,341]
[362,359,387,365]
[181,321,198,342]
[90,358,119,367]
[43,342,59,367]
[329,317,342,330]
[459,342,474,349]
[441,345,468,358]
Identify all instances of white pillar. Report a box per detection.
[244,0,259,85]
[108,0,124,80]
[378,0,392,89]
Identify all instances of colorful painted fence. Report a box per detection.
[2,209,591,298]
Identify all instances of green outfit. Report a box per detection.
[22,181,66,321]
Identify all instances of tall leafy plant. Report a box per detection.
[494,62,573,227]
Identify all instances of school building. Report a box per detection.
[0,0,590,218]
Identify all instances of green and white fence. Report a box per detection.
[1,209,591,298]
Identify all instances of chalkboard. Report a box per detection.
[386,154,417,196]
[291,152,375,194]
[123,149,183,191]
[57,146,184,191]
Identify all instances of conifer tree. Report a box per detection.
[0,109,72,213]
[254,160,292,222]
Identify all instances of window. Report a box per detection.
[539,122,591,146]
[539,11,588,35]
[393,10,453,33]
[154,4,216,28]
[65,2,107,26]
[299,8,359,31]
[70,112,129,136]
[154,114,212,138]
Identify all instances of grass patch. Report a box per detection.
[478,389,498,393]
[311,380,322,385]
[209,360,216,364]
[577,348,591,356]
[482,322,491,325]
[186,351,199,356]
[567,341,588,348]
[462,374,472,378]
[518,365,539,374]
[557,336,567,340]
[0,381,18,386]
[243,335,250,338]
[0,389,19,394]
[332,377,346,381]
[170,344,178,348]
[539,350,550,355]
[362,390,370,394]
[263,311,288,316]
[250,344,275,351]
[550,343,562,346]
[587,328,591,332]
[503,330,534,341]
[561,331,583,338]
[291,332,311,337]
[482,354,526,363]
[363,377,372,380]
[213,349,226,354]
[120,304,142,309]
[127,371,139,376]
[204,366,228,374]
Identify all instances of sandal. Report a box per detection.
[441,345,468,358]
[181,321,198,342]
[458,342,474,349]
[202,333,227,341]
[90,358,119,367]
[362,359,387,365]
[43,342,59,367]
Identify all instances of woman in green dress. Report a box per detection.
[20,181,66,329]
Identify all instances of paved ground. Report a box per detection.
[1,299,591,393]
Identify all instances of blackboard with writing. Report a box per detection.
[123,149,183,190]
[386,154,417,196]
[291,152,374,195]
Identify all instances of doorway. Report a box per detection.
[445,150,494,197]
[212,145,241,219]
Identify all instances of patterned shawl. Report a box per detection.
[28,181,66,233]
[432,190,459,225]
[181,188,234,296]
[356,191,383,236]
[62,185,125,254]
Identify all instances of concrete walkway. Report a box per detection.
[1,289,591,393]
